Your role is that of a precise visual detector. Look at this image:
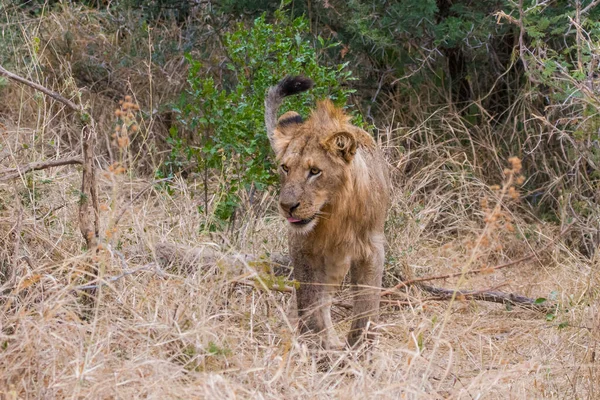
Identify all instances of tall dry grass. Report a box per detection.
[1,4,599,399]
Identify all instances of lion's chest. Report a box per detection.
[289,219,378,262]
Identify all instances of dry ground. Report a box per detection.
[1,109,599,399]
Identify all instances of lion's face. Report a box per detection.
[271,104,359,234]
[277,137,350,233]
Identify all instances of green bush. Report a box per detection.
[173,8,355,228]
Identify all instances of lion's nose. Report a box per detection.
[280,201,300,215]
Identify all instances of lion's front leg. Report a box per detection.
[294,255,349,350]
[347,242,384,348]
[294,260,325,336]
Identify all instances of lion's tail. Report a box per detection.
[265,76,313,146]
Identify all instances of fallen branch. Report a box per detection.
[381,223,572,296]
[336,284,549,312]
[336,298,413,310]
[0,157,83,181]
[75,243,294,293]
[153,241,292,276]
[232,279,294,293]
[75,262,161,291]
[418,284,553,312]
[154,241,557,312]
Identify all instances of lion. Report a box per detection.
[264,76,390,349]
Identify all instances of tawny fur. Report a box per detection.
[265,77,390,349]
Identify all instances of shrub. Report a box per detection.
[507,1,600,256]
[173,8,355,228]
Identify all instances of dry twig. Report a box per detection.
[0,65,80,111]
[0,158,83,181]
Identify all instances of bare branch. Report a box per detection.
[154,242,561,313]
[232,280,294,293]
[0,158,83,181]
[582,0,600,14]
[518,0,529,72]
[0,64,80,112]
[418,284,553,312]
[153,241,292,276]
[78,124,99,250]
[381,223,572,296]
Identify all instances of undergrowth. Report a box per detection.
[0,1,599,399]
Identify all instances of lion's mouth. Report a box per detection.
[286,216,315,226]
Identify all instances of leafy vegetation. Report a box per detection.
[171,10,353,226]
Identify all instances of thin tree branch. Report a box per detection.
[0,64,80,111]
[0,157,83,181]
[232,280,294,293]
[154,236,565,314]
[518,0,529,72]
[334,285,550,312]
[582,0,600,14]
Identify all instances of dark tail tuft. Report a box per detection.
[265,75,313,149]
[277,76,314,97]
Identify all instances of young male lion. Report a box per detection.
[264,76,390,349]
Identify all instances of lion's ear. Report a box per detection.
[322,131,357,163]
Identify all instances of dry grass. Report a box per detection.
[2,112,599,398]
[1,5,599,400]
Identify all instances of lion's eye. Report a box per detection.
[281,164,289,173]
[309,167,321,176]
